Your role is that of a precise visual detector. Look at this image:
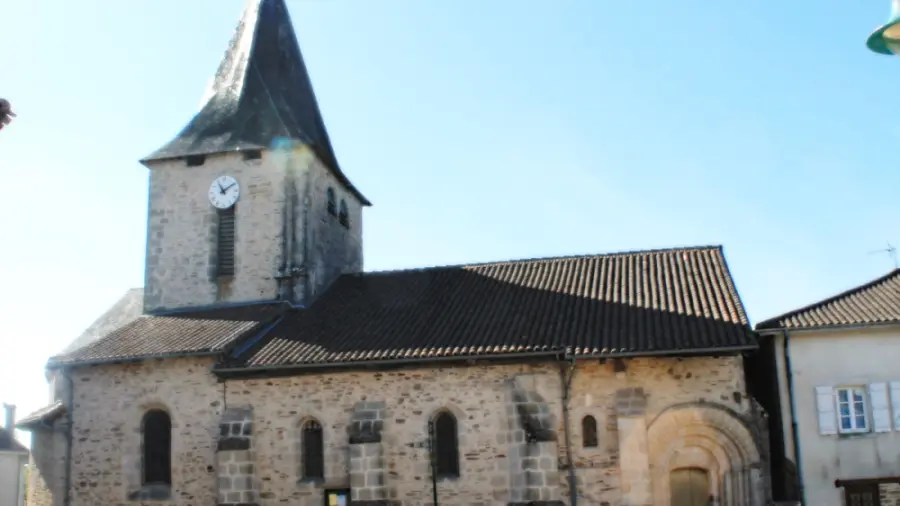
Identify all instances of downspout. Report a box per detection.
[62,367,74,506]
[558,359,577,506]
[783,330,804,506]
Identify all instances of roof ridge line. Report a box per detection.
[354,245,724,277]
[756,268,900,329]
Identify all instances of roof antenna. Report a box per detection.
[868,242,898,269]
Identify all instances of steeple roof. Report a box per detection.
[142,0,369,205]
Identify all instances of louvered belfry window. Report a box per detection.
[142,410,172,486]
[217,207,236,277]
[301,420,324,480]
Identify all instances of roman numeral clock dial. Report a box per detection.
[208,175,240,209]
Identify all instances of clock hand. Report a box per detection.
[223,182,237,192]
[217,181,226,194]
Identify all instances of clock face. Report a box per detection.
[208,175,240,209]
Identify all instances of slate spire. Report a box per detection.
[142,0,368,204]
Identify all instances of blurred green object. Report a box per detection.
[868,0,900,55]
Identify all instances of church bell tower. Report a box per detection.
[139,0,370,314]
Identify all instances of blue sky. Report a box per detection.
[1,0,898,437]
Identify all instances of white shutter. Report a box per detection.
[889,382,900,430]
[868,383,892,432]
[815,386,837,435]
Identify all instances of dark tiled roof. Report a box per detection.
[0,427,28,453]
[756,269,900,331]
[49,303,287,367]
[140,0,370,206]
[222,246,755,370]
[17,402,66,430]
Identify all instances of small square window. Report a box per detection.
[836,387,869,434]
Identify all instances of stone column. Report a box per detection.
[615,388,652,506]
[216,406,258,506]
[348,401,387,506]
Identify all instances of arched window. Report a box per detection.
[326,188,336,216]
[142,410,172,486]
[301,420,324,480]
[581,415,598,448]
[432,411,459,478]
[338,200,349,228]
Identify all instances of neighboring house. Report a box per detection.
[17,0,772,505]
[753,269,900,506]
[0,404,28,506]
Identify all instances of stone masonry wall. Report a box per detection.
[881,483,900,506]
[143,148,365,313]
[27,420,67,506]
[66,357,222,506]
[54,355,750,506]
[299,155,364,304]
[143,152,286,312]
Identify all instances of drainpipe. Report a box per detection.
[62,367,74,506]
[783,330,804,506]
[558,359,578,506]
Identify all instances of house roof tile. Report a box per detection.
[50,246,756,371]
[756,269,900,331]
[223,246,755,370]
[48,303,287,367]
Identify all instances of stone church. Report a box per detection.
[18,0,771,505]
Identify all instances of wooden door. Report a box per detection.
[844,484,881,506]
[670,468,710,506]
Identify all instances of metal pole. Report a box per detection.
[428,420,439,506]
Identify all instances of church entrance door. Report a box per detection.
[670,467,710,506]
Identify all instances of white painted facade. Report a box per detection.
[763,325,900,506]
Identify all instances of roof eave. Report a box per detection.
[214,343,757,378]
[756,321,900,335]
[47,349,224,371]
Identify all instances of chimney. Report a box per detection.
[3,403,15,430]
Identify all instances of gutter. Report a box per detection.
[214,343,757,377]
[47,349,223,371]
[558,360,578,506]
[758,321,900,336]
[62,368,74,506]
[214,350,566,376]
[782,329,805,506]
[570,343,757,360]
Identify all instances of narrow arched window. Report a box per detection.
[326,188,336,216]
[338,200,349,228]
[301,420,324,480]
[581,415,598,448]
[142,410,172,486]
[432,411,459,478]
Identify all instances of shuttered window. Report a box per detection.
[836,387,869,433]
[868,383,892,433]
[217,207,235,277]
[889,382,900,430]
[815,386,838,435]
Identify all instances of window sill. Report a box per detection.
[837,430,874,439]
[127,484,171,501]
[297,477,325,486]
